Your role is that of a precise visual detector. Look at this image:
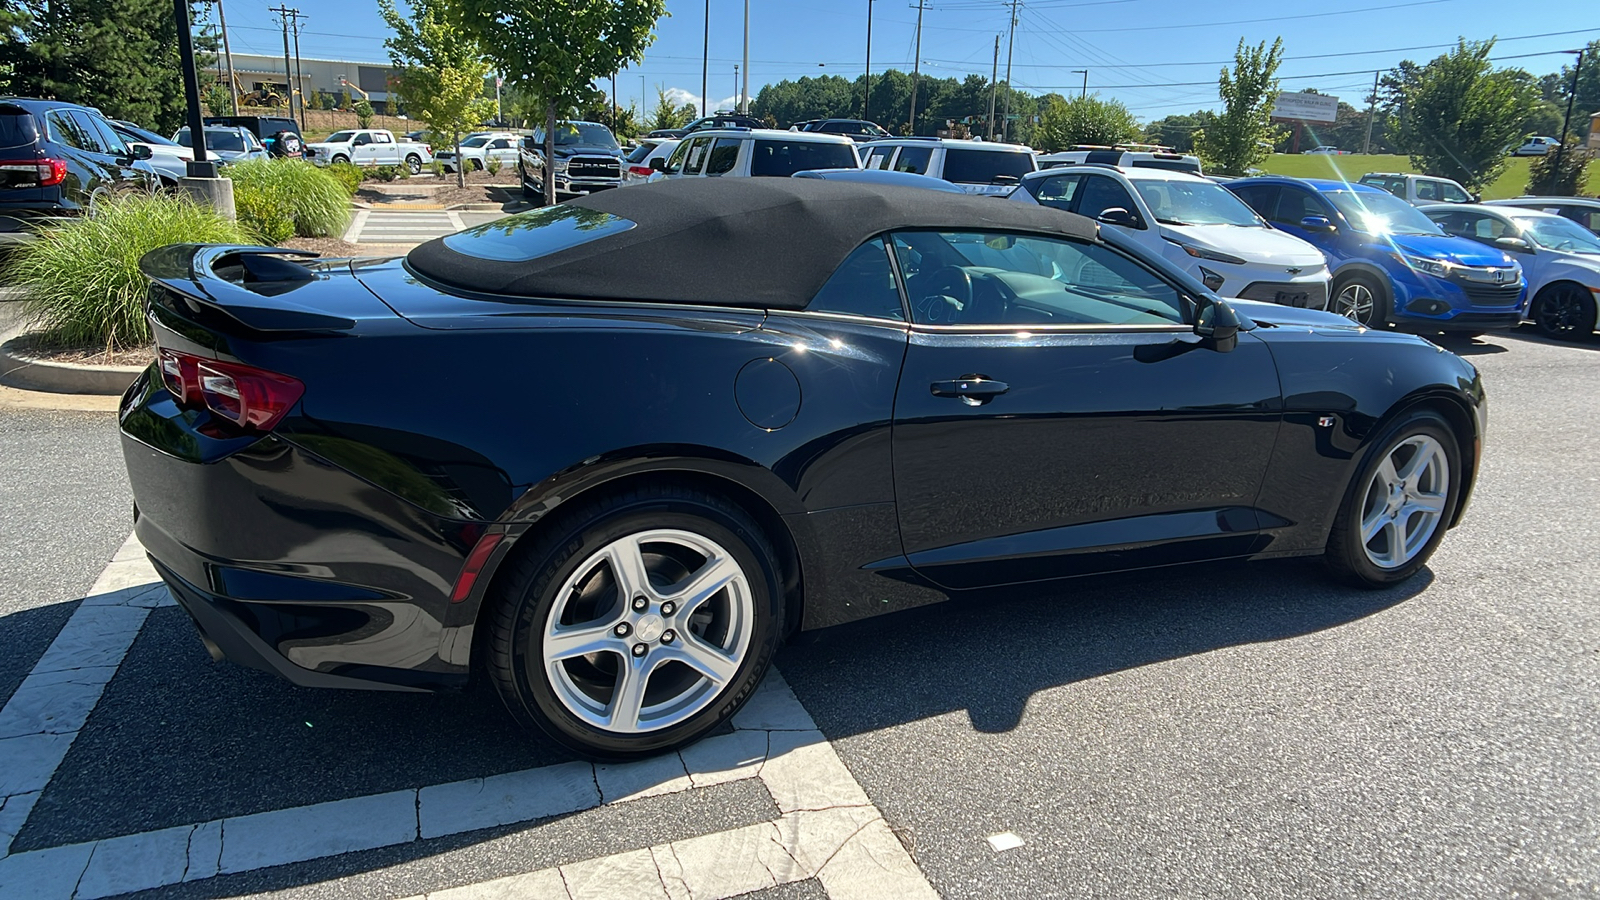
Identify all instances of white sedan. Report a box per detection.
[622,139,678,185]
[1422,203,1600,339]
[435,133,521,173]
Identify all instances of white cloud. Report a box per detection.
[659,87,744,114]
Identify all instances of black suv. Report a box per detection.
[0,97,154,244]
[203,115,305,157]
[645,112,764,140]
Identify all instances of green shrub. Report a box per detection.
[354,99,374,129]
[429,159,444,177]
[225,158,351,238]
[1526,138,1591,196]
[365,165,408,182]
[326,161,364,196]
[4,194,248,351]
[233,188,295,245]
[485,156,502,176]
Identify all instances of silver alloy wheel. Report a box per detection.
[1335,281,1376,325]
[542,529,754,734]
[1358,435,1450,569]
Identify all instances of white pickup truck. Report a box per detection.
[307,129,433,174]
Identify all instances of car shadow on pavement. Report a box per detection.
[778,558,1433,737]
[1492,326,1600,353]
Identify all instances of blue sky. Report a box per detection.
[214,0,1600,122]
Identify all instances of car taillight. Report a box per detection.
[628,165,654,177]
[158,349,304,431]
[0,158,67,186]
[424,144,432,155]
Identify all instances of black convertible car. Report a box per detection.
[121,179,1485,757]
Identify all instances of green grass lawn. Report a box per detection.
[1256,153,1596,199]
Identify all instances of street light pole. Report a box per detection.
[701,0,709,118]
[863,0,873,121]
[741,0,750,114]
[1553,48,1585,191]
[214,0,238,115]
[176,0,208,169]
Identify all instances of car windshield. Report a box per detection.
[1133,179,1261,226]
[749,140,859,176]
[941,149,1033,184]
[175,129,247,152]
[1324,189,1443,235]
[1512,215,1600,254]
[118,123,174,146]
[539,124,619,149]
[460,136,490,148]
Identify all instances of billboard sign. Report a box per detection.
[1271,92,1339,123]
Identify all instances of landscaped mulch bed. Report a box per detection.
[280,236,365,257]
[9,332,153,368]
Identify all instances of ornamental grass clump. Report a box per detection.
[226,158,352,239]
[5,194,248,351]
[326,161,364,196]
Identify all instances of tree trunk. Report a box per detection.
[454,131,465,188]
[544,101,557,207]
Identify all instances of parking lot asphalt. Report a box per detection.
[0,327,1595,899]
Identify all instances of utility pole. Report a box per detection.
[734,65,739,108]
[863,0,873,121]
[741,0,750,114]
[611,72,617,130]
[291,12,307,130]
[213,0,239,112]
[908,0,925,134]
[1001,0,1018,142]
[1077,69,1088,99]
[268,6,298,121]
[701,0,709,117]
[1553,48,1585,188]
[1362,70,1379,155]
[987,35,999,140]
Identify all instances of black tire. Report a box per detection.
[1325,409,1461,587]
[404,154,422,175]
[1330,271,1392,328]
[484,485,784,758]
[470,157,484,172]
[331,154,350,167]
[1529,282,1598,340]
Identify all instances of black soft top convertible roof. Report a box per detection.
[406,178,1098,309]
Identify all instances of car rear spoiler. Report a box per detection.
[139,244,359,333]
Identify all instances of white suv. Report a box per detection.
[1011,164,1331,307]
[857,137,1036,195]
[1038,145,1201,175]
[654,128,859,179]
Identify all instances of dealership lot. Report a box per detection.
[0,328,1596,899]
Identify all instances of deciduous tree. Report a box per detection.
[1384,40,1537,192]
[1194,37,1285,176]
[378,0,496,187]
[1035,94,1138,151]
[447,0,667,205]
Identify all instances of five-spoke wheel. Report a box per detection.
[1326,409,1460,586]
[485,487,781,757]
[1331,272,1389,327]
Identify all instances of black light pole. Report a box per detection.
[174,0,213,175]
[1553,48,1584,191]
[863,0,872,121]
[701,0,709,118]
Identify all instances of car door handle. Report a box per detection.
[930,376,1009,406]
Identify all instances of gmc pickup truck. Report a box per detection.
[307,129,433,174]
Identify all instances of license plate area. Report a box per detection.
[1274,290,1310,307]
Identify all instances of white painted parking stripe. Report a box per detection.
[0,533,164,857]
[0,537,939,900]
[343,209,370,244]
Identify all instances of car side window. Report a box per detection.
[375,132,394,144]
[1075,175,1142,226]
[1028,174,1081,210]
[1440,182,1471,203]
[683,137,710,175]
[1415,180,1440,201]
[82,113,128,156]
[891,231,1185,327]
[1271,188,1330,225]
[705,138,741,175]
[808,239,904,321]
[1228,184,1278,217]
[66,111,111,153]
[353,133,372,145]
[1559,207,1599,232]
[864,148,892,170]
[893,146,932,175]
[47,111,94,151]
[664,139,692,174]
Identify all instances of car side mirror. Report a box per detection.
[649,157,666,172]
[1195,300,1240,353]
[130,143,152,160]
[1494,236,1534,254]
[1300,215,1335,233]
[1097,207,1139,228]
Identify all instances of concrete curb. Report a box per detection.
[0,333,146,396]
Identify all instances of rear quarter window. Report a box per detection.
[0,109,39,149]
[748,140,858,177]
[941,149,1034,184]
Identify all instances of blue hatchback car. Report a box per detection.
[1223,177,1525,332]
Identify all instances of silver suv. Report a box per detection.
[857,137,1036,195]
[653,128,859,179]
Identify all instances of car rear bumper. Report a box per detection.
[119,366,479,691]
